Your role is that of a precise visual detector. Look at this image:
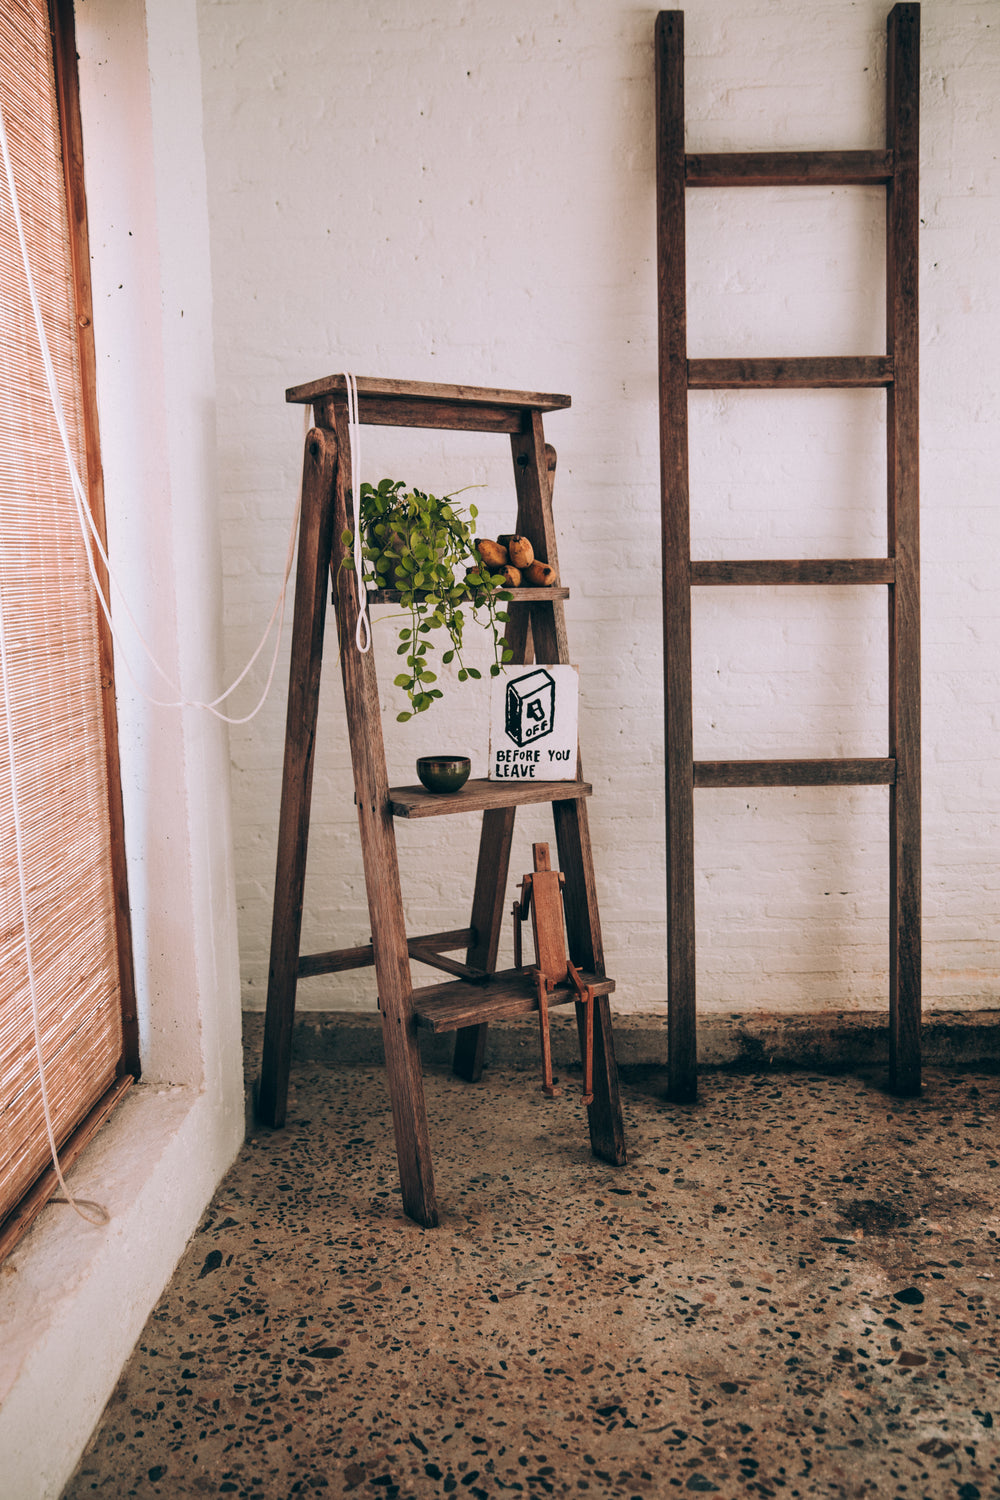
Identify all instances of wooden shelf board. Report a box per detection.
[413,967,615,1033]
[286,374,572,412]
[390,778,592,819]
[367,586,569,604]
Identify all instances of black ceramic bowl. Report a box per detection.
[416,755,471,794]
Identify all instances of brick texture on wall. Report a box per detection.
[195,0,999,1016]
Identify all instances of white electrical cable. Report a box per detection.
[344,371,372,653]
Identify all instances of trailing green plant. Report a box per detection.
[342,478,513,721]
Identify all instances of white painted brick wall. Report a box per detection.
[196,0,999,1017]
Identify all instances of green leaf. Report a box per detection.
[466,667,481,680]
[397,711,413,722]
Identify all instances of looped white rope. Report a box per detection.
[344,372,371,653]
[0,100,299,726]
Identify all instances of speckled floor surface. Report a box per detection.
[64,1063,1000,1499]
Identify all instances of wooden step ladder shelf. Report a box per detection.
[656,5,921,1103]
[257,375,626,1229]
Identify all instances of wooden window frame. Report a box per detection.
[0,0,139,1262]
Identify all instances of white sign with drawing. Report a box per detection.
[488,665,579,781]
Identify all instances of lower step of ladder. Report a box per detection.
[412,967,615,1033]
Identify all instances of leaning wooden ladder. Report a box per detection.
[257,376,626,1228]
[655,5,921,1101]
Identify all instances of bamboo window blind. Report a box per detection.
[0,0,137,1254]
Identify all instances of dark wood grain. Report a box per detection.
[656,10,698,1104]
[686,150,893,187]
[258,428,339,1128]
[452,600,532,1082]
[506,428,626,1156]
[266,379,625,1215]
[688,357,893,389]
[315,396,531,434]
[390,777,592,819]
[298,928,475,979]
[691,559,895,586]
[413,968,615,1033]
[886,2,922,1097]
[330,399,439,1226]
[51,0,140,1078]
[287,373,571,409]
[694,758,896,788]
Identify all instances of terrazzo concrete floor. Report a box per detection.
[64,1062,1000,1499]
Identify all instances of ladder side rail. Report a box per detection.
[510,415,627,1165]
[258,427,340,1128]
[452,429,550,1083]
[656,10,698,1104]
[886,2,922,1095]
[452,607,532,1082]
[329,400,439,1226]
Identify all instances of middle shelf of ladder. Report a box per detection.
[388,778,592,819]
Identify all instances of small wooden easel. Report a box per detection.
[257,376,626,1228]
[514,843,595,1104]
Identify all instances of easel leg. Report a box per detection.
[535,974,561,1098]
[258,428,338,1128]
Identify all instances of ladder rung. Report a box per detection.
[413,967,615,1033]
[690,559,895,586]
[694,758,896,788]
[298,927,475,979]
[685,149,894,188]
[688,357,893,389]
[390,778,591,820]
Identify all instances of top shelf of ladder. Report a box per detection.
[285,375,571,435]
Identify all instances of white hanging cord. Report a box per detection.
[344,371,372,653]
[0,100,298,725]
